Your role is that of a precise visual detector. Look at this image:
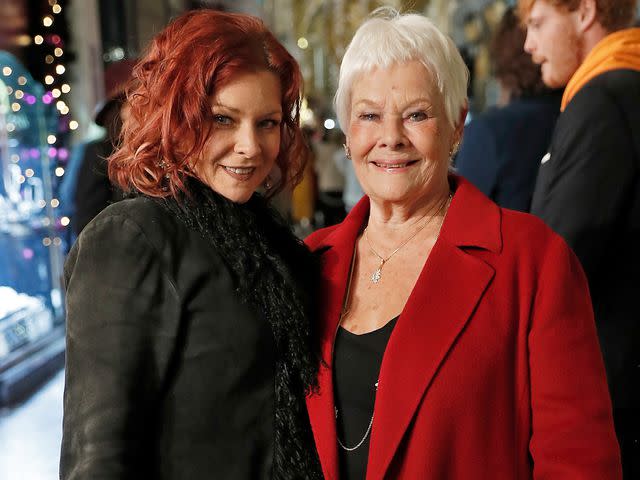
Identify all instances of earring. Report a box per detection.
[449,141,460,157]
[263,174,273,190]
[343,143,352,160]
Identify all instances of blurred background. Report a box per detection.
[1,1,639,479]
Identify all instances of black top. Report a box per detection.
[334,317,398,480]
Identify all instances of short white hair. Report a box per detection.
[335,7,469,131]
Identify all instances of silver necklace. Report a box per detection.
[364,194,452,284]
[335,380,379,451]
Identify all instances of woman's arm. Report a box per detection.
[60,211,180,479]
[528,234,621,479]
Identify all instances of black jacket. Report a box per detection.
[61,188,321,479]
[531,69,640,412]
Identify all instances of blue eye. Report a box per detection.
[259,118,281,129]
[213,114,232,125]
[407,111,429,122]
[359,113,379,121]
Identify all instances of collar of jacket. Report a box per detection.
[561,27,640,111]
[305,174,502,480]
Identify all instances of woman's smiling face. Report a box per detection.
[192,69,283,203]
[347,60,461,206]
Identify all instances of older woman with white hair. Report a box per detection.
[304,7,621,480]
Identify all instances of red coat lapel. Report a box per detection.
[367,177,502,479]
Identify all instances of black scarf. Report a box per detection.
[155,179,323,480]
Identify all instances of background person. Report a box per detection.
[520,1,640,474]
[61,10,321,479]
[305,8,620,480]
[455,7,561,212]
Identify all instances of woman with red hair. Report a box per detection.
[60,10,322,479]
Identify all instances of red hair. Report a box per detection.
[517,0,637,31]
[109,10,307,198]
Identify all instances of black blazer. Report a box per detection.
[61,194,310,479]
[531,69,640,413]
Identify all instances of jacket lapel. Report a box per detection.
[306,200,368,480]
[366,178,502,479]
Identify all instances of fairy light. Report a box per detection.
[54,48,63,57]
[43,16,53,27]
[14,90,24,99]
[43,238,52,247]
[2,67,12,76]
[55,167,65,177]
[52,4,62,14]
[51,199,60,208]
[55,65,65,75]
[61,84,70,93]
[51,88,61,98]
[68,120,78,130]
[45,55,54,64]
[60,217,70,226]
[25,169,35,178]
[34,35,44,45]
[17,76,27,85]
[11,102,20,112]
[47,134,57,144]
[44,75,54,85]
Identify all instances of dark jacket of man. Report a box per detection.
[530,68,640,442]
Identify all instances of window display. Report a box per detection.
[0,51,66,405]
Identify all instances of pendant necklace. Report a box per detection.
[364,194,452,284]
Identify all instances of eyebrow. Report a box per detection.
[352,98,434,109]
[211,103,282,117]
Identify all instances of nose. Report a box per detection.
[523,30,535,55]
[234,123,261,159]
[379,115,406,149]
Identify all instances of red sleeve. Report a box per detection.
[528,234,621,479]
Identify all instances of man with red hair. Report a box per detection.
[519,0,640,476]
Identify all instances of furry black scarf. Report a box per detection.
[156,179,323,480]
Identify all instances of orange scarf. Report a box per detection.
[561,28,640,111]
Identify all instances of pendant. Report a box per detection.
[371,259,385,284]
[371,268,382,283]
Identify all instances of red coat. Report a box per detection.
[305,177,621,480]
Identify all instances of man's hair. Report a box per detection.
[518,0,638,31]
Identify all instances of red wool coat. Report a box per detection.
[305,177,621,480]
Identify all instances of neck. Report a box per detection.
[578,22,610,64]
[366,180,451,246]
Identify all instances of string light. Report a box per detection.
[45,55,54,64]
[43,16,53,27]
[60,217,70,226]
[51,199,60,208]
[14,90,24,99]
[34,35,44,45]
[44,75,54,85]
[2,67,12,76]
[47,134,57,144]
[68,120,78,130]
[55,65,65,74]
[52,4,62,14]
[51,88,61,98]
[11,102,21,112]
[54,48,63,57]
[55,167,65,177]
[17,76,27,85]
[61,84,70,93]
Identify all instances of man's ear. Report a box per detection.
[577,0,598,32]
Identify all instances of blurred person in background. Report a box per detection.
[312,128,346,228]
[520,0,640,474]
[455,7,561,212]
[305,8,620,479]
[60,10,321,479]
[71,59,136,235]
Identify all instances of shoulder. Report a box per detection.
[305,223,341,251]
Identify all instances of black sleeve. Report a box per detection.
[455,117,499,198]
[530,86,636,280]
[60,212,180,479]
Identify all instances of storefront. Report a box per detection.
[0,52,66,405]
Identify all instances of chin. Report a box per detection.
[216,187,255,204]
